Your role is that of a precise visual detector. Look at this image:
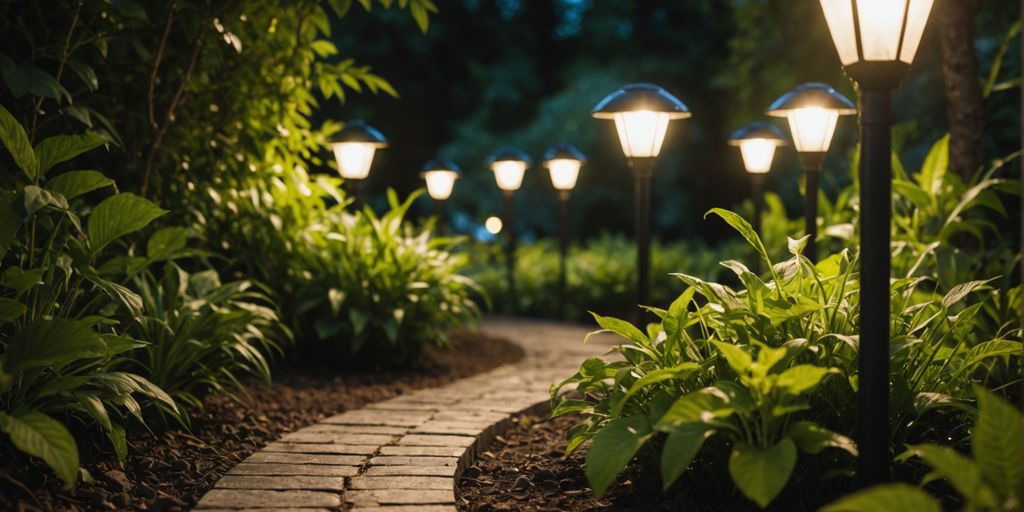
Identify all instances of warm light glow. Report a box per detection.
[485,216,503,234]
[820,0,935,65]
[332,142,377,179]
[423,170,458,200]
[785,107,840,153]
[546,159,582,190]
[492,160,527,191]
[612,111,670,158]
[738,139,778,174]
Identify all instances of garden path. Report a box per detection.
[195,317,615,511]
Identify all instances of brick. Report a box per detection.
[366,401,445,411]
[263,442,377,455]
[397,435,475,448]
[345,489,454,506]
[379,445,465,458]
[350,507,456,512]
[245,452,364,465]
[369,456,458,466]
[364,465,457,477]
[228,463,358,477]
[411,423,486,436]
[303,424,408,435]
[196,489,341,509]
[323,411,433,427]
[279,432,395,445]
[199,509,334,512]
[215,475,345,491]
[348,476,452,490]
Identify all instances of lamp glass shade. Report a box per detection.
[738,139,778,174]
[820,0,934,65]
[547,159,582,190]
[485,216,503,234]
[612,111,670,158]
[423,170,459,200]
[332,142,377,179]
[492,160,527,191]
[785,107,840,153]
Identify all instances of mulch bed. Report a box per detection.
[456,414,843,512]
[0,328,524,512]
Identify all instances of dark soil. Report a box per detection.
[456,414,855,512]
[0,329,524,512]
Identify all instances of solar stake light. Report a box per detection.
[593,83,690,308]
[487,148,532,312]
[728,121,787,239]
[484,216,503,235]
[818,0,936,486]
[421,158,461,231]
[768,83,856,262]
[330,120,387,209]
[543,144,586,316]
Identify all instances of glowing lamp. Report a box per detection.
[329,120,387,180]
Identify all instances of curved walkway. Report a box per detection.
[195,317,615,511]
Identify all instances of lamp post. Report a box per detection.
[543,143,586,317]
[818,0,936,486]
[767,83,856,263]
[330,120,387,210]
[592,83,690,308]
[727,121,788,240]
[488,148,531,313]
[421,158,461,232]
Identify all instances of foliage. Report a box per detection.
[550,135,1021,508]
[822,386,1022,512]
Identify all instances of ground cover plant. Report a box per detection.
[551,135,1022,509]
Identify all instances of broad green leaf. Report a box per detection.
[614,363,699,416]
[585,415,653,496]
[34,133,106,176]
[941,278,995,309]
[903,444,995,508]
[87,193,167,253]
[820,483,941,512]
[1,267,44,296]
[74,394,112,433]
[972,385,1023,501]
[24,185,67,215]
[917,134,949,195]
[705,208,772,275]
[962,339,1023,370]
[656,388,731,429]
[588,312,649,347]
[0,297,26,322]
[146,226,188,261]
[0,410,79,487]
[349,308,369,335]
[3,318,106,373]
[107,423,127,468]
[788,420,857,456]
[712,341,752,374]
[728,439,796,508]
[47,170,114,200]
[660,423,712,490]
[0,104,39,179]
[775,365,833,395]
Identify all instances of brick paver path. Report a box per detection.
[196,317,615,511]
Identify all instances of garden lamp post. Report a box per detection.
[818,0,936,486]
[592,83,690,308]
[488,148,531,312]
[727,121,788,240]
[767,83,856,263]
[330,120,387,210]
[543,143,586,316]
[421,158,461,232]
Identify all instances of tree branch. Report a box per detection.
[148,0,177,130]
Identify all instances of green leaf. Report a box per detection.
[712,341,752,374]
[962,339,1023,370]
[146,227,188,261]
[941,278,995,308]
[24,185,67,215]
[705,208,773,277]
[3,318,106,373]
[34,133,106,176]
[1,267,44,296]
[0,192,19,259]
[917,134,949,195]
[788,421,857,456]
[728,439,797,508]
[656,388,732,428]
[349,308,369,335]
[903,444,995,508]
[972,385,1023,501]
[87,193,167,253]
[107,423,127,468]
[0,297,26,323]
[0,104,39,179]
[585,415,653,497]
[660,423,712,490]
[614,363,700,417]
[820,484,941,512]
[775,365,833,395]
[0,410,79,488]
[47,170,114,200]
[588,311,649,346]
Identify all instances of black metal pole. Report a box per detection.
[799,153,825,263]
[558,190,571,318]
[857,88,892,487]
[503,190,517,313]
[750,173,764,240]
[347,179,363,211]
[434,198,446,235]
[630,158,655,308]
